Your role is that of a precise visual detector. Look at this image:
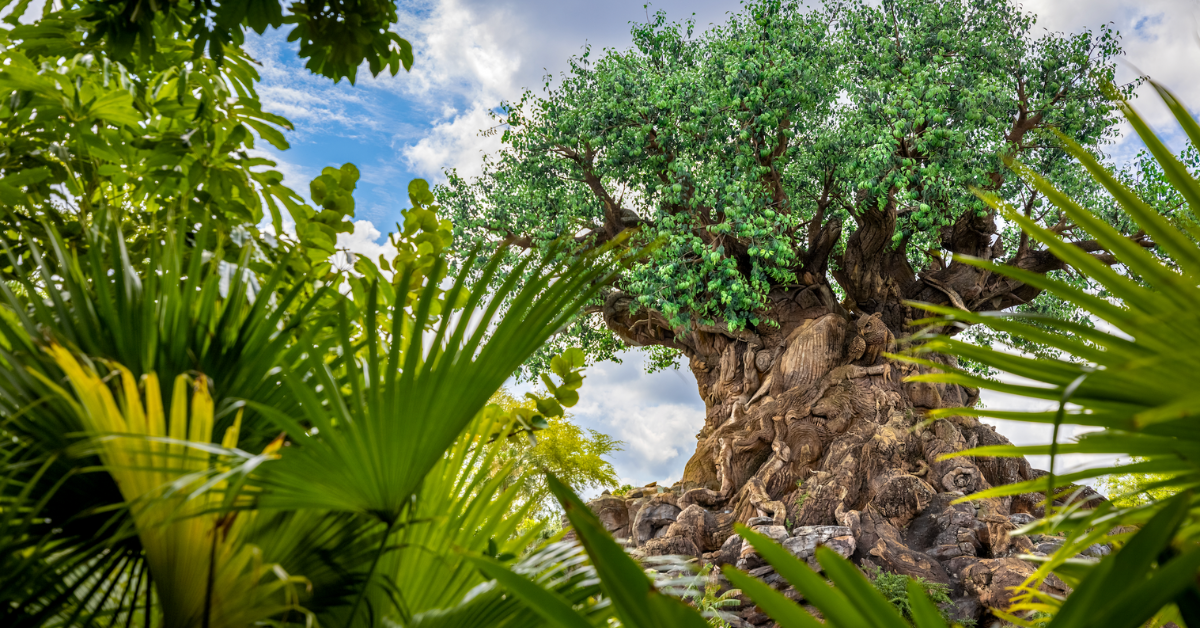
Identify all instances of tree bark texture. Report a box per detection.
[596,279,1104,624]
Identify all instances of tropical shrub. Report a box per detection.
[0,2,641,626]
[869,566,957,625]
[1096,457,1181,509]
[902,81,1200,627]
[0,212,633,625]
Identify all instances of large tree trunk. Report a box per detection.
[606,280,1034,524]
[599,280,1103,623]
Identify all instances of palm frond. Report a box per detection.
[42,344,302,628]
[898,84,1200,625]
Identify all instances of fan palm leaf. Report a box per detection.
[0,215,330,625]
[241,237,634,624]
[897,82,1200,625]
[36,343,302,628]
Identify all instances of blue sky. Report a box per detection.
[248,0,1200,490]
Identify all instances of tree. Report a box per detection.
[441,0,1137,536]
[1094,457,1179,509]
[0,0,410,284]
[490,387,623,516]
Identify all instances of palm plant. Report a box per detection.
[898,82,1200,626]
[38,345,301,628]
[0,198,635,625]
[0,216,328,626]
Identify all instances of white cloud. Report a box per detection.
[1024,0,1200,154]
[243,32,390,139]
[337,220,400,264]
[385,0,524,100]
[509,349,707,488]
[404,104,503,180]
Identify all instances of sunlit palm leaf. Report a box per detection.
[380,410,544,621]
[407,541,611,628]
[40,344,303,628]
[247,239,632,624]
[0,215,328,624]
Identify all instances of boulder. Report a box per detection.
[633,495,681,546]
[586,495,631,540]
[750,525,789,543]
[665,504,719,552]
[781,525,855,571]
[679,487,726,510]
[951,557,1069,612]
[713,533,743,566]
[736,525,789,571]
[783,526,853,559]
[641,535,700,558]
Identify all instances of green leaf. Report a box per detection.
[534,396,564,418]
[409,178,435,206]
[466,555,594,628]
[722,565,824,628]
[905,579,949,628]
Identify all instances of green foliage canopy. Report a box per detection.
[76,0,413,82]
[0,0,415,284]
[1096,456,1181,509]
[441,0,1131,373]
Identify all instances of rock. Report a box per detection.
[751,525,789,543]
[783,528,854,572]
[782,525,859,559]
[666,504,719,552]
[740,606,771,625]
[586,495,631,540]
[641,535,700,558]
[1081,543,1111,558]
[628,497,648,525]
[783,526,853,558]
[869,472,936,528]
[737,543,766,571]
[950,596,984,625]
[679,487,726,510]
[747,565,787,588]
[746,516,775,527]
[952,557,1069,612]
[714,533,743,566]
[1008,512,1036,526]
[1035,541,1062,555]
[633,495,681,546]
[735,525,789,571]
[825,535,856,559]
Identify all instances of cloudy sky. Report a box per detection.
[246,0,1200,490]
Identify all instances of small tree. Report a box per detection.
[1096,457,1180,508]
[490,388,623,515]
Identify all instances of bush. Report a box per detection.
[869,566,960,625]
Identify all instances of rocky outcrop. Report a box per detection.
[585,467,1101,626]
